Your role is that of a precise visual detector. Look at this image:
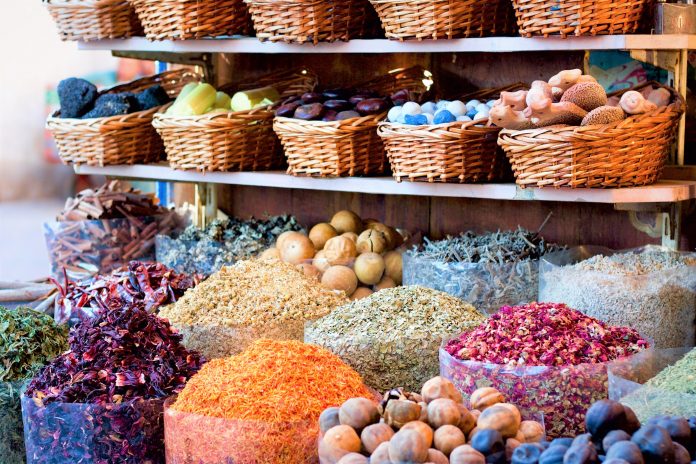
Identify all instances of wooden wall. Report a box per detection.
[213,51,696,250]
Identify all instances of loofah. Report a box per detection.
[647,88,671,107]
[526,81,553,108]
[640,86,654,99]
[581,106,625,126]
[552,87,564,102]
[548,69,597,91]
[498,90,528,111]
[619,91,657,115]
[560,82,607,112]
[489,104,534,130]
[526,96,587,127]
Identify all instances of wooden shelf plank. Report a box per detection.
[76,34,696,54]
[74,164,696,204]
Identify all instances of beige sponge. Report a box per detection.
[581,106,625,126]
[560,82,607,112]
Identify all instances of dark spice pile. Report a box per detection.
[441,302,649,437]
[45,181,183,279]
[156,215,302,276]
[23,306,204,463]
[0,306,68,464]
[53,260,198,325]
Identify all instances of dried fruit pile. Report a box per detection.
[0,306,68,464]
[159,259,347,358]
[540,247,696,348]
[404,227,565,315]
[442,302,649,437]
[164,339,373,464]
[319,377,545,464]
[306,285,485,391]
[23,306,204,464]
[53,260,197,325]
[268,209,405,299]
[44,181,182,279]
[156,215,302,276]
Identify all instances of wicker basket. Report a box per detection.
[369,0,516,40]
[130,0,251,40]
[47,69,197,167]
[497,82,684,189]
[153,69,318,172]
[511,0,651,37]
[244,0,380,43]
[274,67,431,178]
[44,0,142,41]
[377,84,527,183]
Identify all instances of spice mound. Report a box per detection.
[165,339,373,464]
[404,228,565,314]
[617,347,696,421]
[159,259,347,358]
[53,260,197,325]
[540,247,696,348]
[441,302,649,437]
[23,306,204,464]
[156,215,303,276]
[305,285,485,392]
[0,306,67,464]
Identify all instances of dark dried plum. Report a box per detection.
[632,425,674,464]
[604,431,633,453]
[564,444,599,464]
[649,417,691,450]
[323,100,352,112]
[293,103,325,120]
[275,102,300,117]
[606,441,644,464]
[301,92,323,104]
[322,88,352,100]
[322,110,338,121]
[336,110,361,120]
[513,443,544,464]
[624,406,641,435]
[472,429,505,456]
[586,400,629,440]
[540,446,569,464]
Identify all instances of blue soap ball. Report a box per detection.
[402,101,421,116]
[420,101,437,114]
[404,113,428,125]
[486,99,497,108]
[387,105,403,123]
[475,103,490,114]
[466,108,478,119]
[466,99,481,111]
[436,100,451,110]
[433,109,456,124]
[423,112,434,124]
[456,115,472,122]
[446,100,467,117]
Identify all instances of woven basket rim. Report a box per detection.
[152,105,274,125]
[499,82,685,137]
[275,112,385,128]
[44,0,126,7]
[244,0,323,4]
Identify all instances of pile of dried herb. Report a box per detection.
[165,339,373,464]
[23,306,204,464]
[619,348,696,421]
[540,247,696,348]
[159,259,347,359]
[0,306,68,464]
[53,260,198,325]
[404,227,565,314]
[156,215,302,276]
[442,302,649,437]
[305,285,485,391]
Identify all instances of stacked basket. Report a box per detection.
[153,68,318,172]
[497,82,684,189]
[47,69,198,167]
[274,66,432,178]
[44,0,142,41]
[378,84,526,183]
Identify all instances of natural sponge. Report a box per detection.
[136,85,170,110]
[57,77,98,118]
[560,82,607,112]
[619,91,658,115]
[581,106,625,126]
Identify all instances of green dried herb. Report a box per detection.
[0,306,68,464]
[644,348,696,394]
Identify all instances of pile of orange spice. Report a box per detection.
[165,339,373,464]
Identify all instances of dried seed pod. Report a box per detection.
[470,387,505,411]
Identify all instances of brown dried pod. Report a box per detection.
[428,398,462,429]
[384,399,421,429]
[519,420,545,443]
[421,376,463,404]
[434,424,467,457]
[402,420,434,448]
[477,404,522,439]
[506,438,522,461]
[470,387,504,411]
[450,444,486,464]
[458,404,477,436]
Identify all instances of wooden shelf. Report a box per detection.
[74,163,696,204]
[76,34,696,54]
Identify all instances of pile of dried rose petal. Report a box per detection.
[445,302,648,366]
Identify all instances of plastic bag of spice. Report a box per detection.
[44,212,183,280]
[403,253,540,316]
[164,399,316,464]
[539,246,696,349]
[0,381,26,464]
[440,347,645,438]
[609,347,696,422]
[21,394,166,464]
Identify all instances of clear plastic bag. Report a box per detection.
[44,212,183,280]
[0,381,26,464]
[21,395,166,464]
[164,399,317,464]
[539,246,696,348]
[176,319,310,360]
[403,253,539,315]
[608,347,696,422]
[155,235,233,277]
[439,347,649,438]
